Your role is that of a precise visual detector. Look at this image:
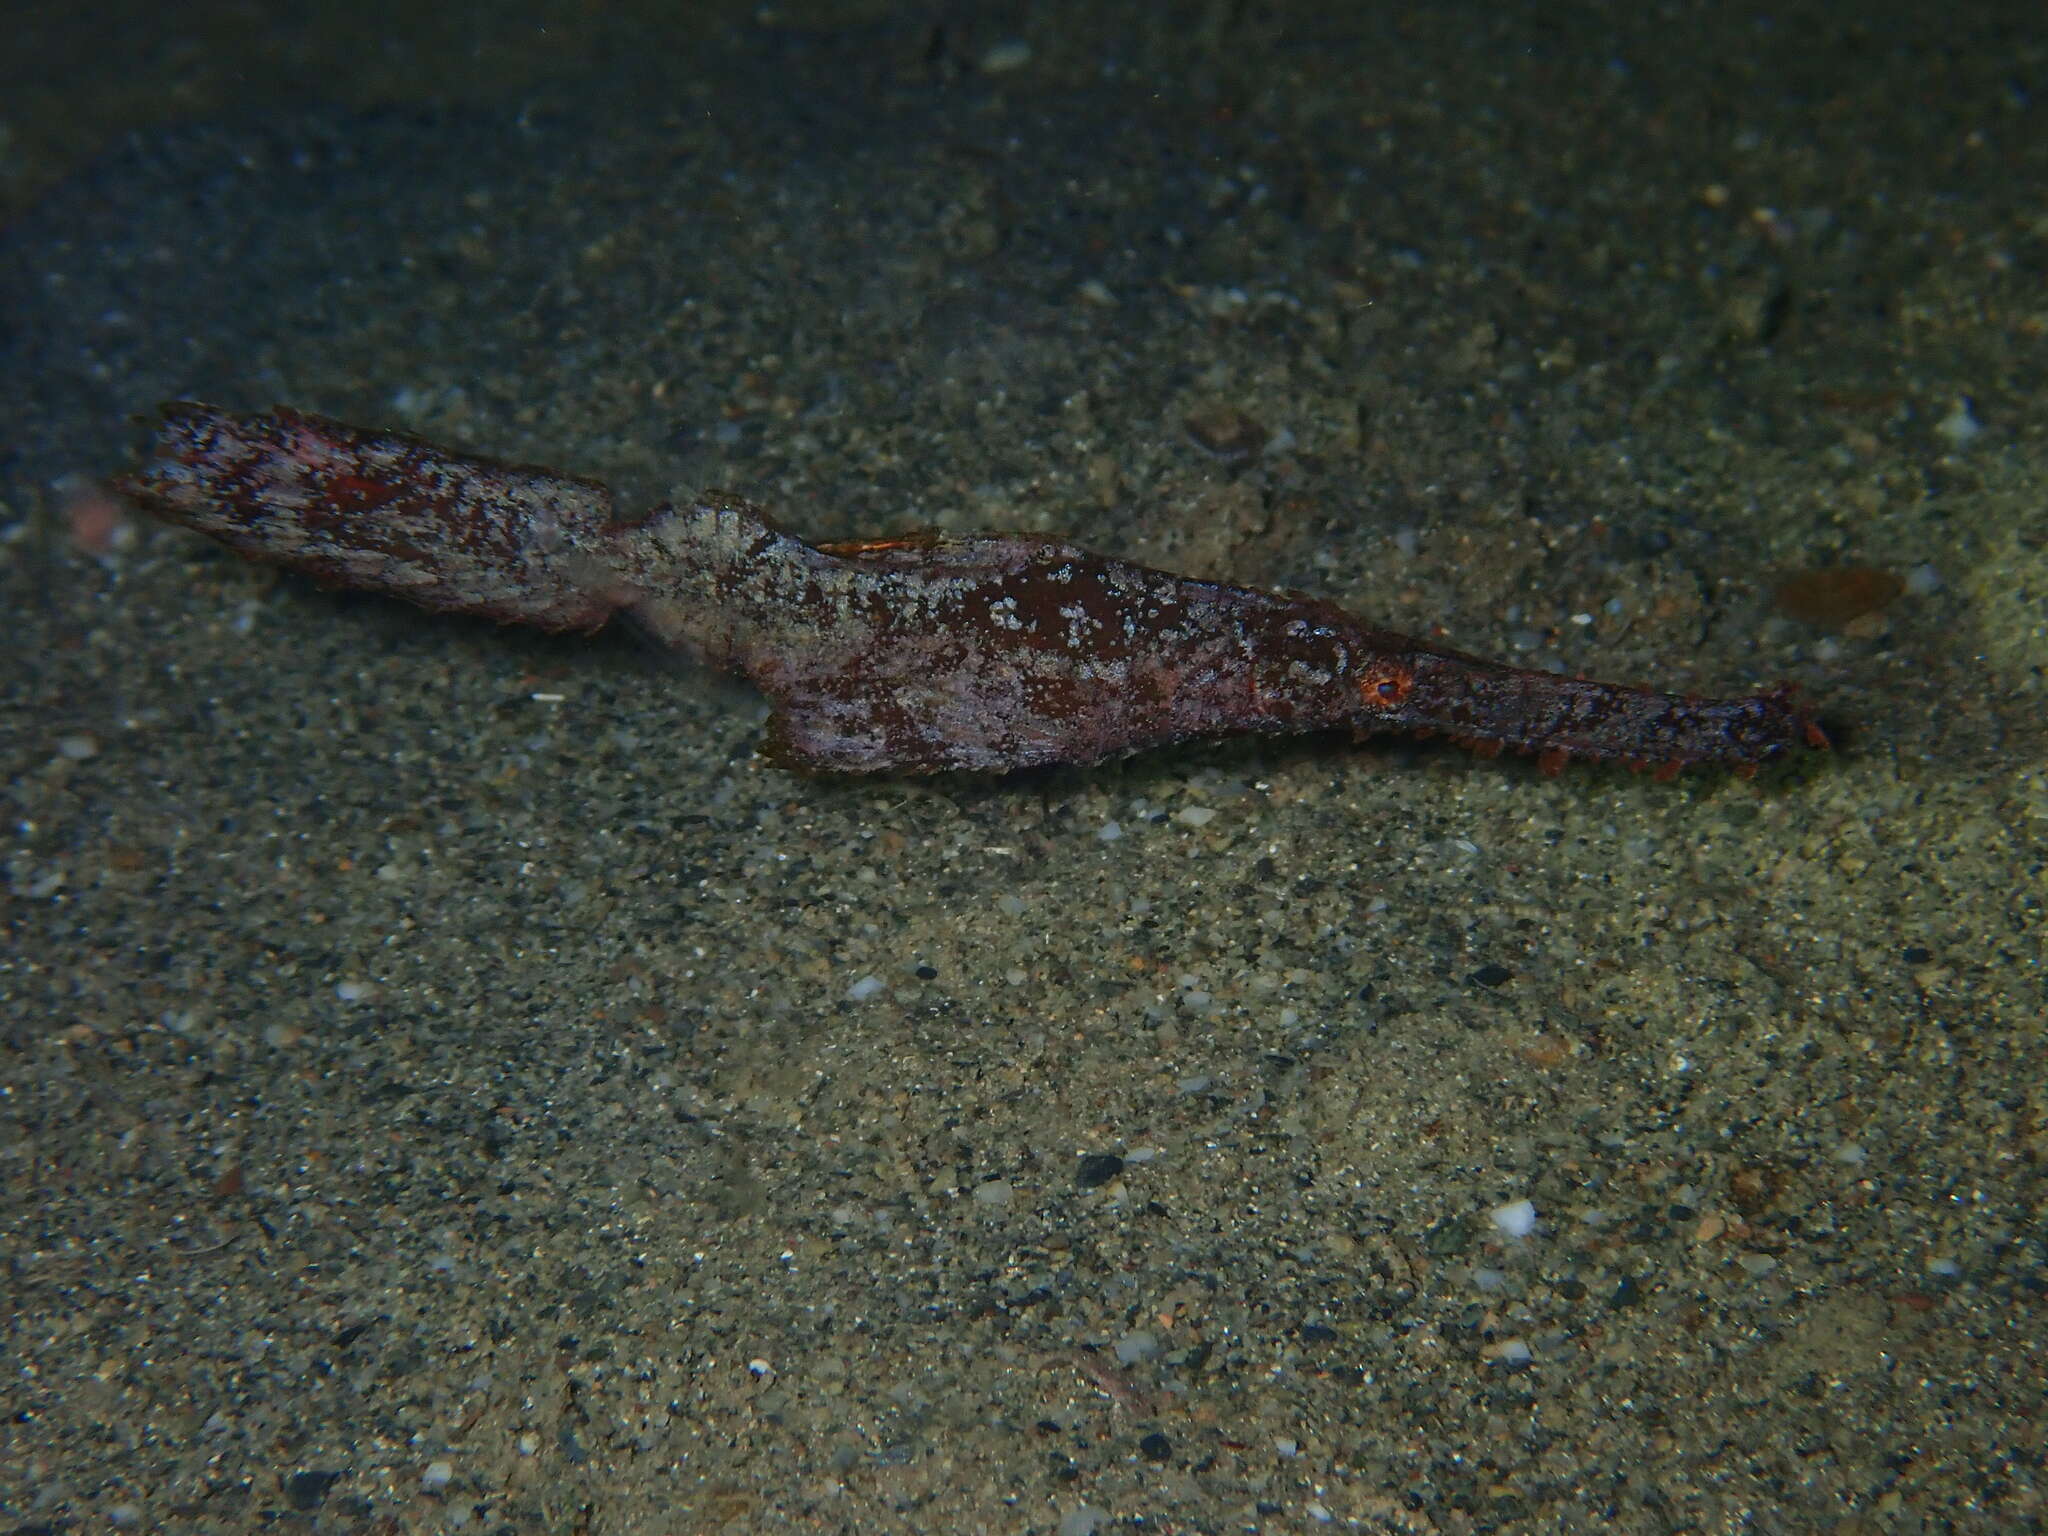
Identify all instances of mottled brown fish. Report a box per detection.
[116,402,1827,777]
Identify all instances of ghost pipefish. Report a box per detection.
[115,402,1828,778]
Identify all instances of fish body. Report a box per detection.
[117,402,1826,777]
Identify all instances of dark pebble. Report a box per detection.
[1139,1431,1174,1461]
[1470,964,1513,989]
[1076,1152,1125,1188]
[285,1469,344,1511]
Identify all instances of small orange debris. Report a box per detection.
[1772,565,1905,628]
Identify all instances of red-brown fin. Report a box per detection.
[814,532,953,558]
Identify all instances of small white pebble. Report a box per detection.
[971,1179,1012,1207]
[1834,1142,1867,1164]
[1114,1330,1158,1365]
[1736,1253,1779,1277]
[335,979,373,1004]
[1057,1507,1104,1536]
[1904,563,1943,596]
[1925,1255,1962,1277]
[1488,1337,1533,1365]
[1096,820,1123,842]
[1935,397,1982,448]
[981,39,1033,73]
[1489,1199,1538,1238]
[421,1460,454,1491]
[1175,806,1217,827]
[56,733,99,760]
[516,1432,539,1456]
[1273,1436,1299,1457]
[845,975,885,1002]
[1471,1267,1507,1292]
[748,1358,774,1380]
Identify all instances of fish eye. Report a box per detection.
[1359,663,1414,708]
